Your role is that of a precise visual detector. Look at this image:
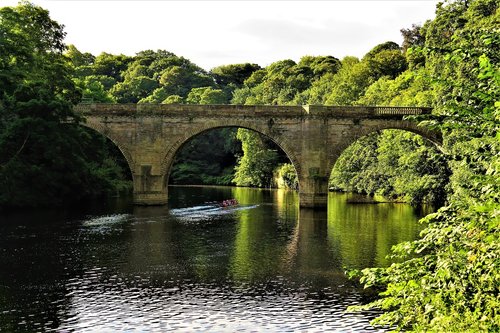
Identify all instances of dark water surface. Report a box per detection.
[0,187,428,332]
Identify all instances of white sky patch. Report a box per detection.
[2,0,440,70]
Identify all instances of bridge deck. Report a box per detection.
[75,103,431,118]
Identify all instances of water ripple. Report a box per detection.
[0,188,420,333]
[53,272,387,333]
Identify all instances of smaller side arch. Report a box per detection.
[79,117,136,184]
[326,122,448,206]
[329,120,443,172]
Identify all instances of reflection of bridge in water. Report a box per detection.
[77,103,441,208]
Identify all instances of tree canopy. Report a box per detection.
[0,2,130,208]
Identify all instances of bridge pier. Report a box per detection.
[298,177,329,208]
[296,115,330,209]
[133,191,168,205]
[299,192,328,208]
[132,162,168,205]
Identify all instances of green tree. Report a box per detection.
[0,2,130,208]
[357,69,435,107]
[98,49,214,103]
[330,134,380,193]
[138,87,168,104]
[65,44,95,67]
[111,75,159,103]
[299,43,406,106]
[186,87,228,104]
[400,24,427,67]
[324,57,373,105]
[352,0,500,330]
[162,95,184,104]
[233,129,280,187]
[400,24,426,53]
[273,163,298,189]
[363,48,407,79]
[169,128,240,186]
[74,75,116,102]
[297,56,368,105]
[210,63,261,87]
[158,65,213,97]
[92,52,131,81]
[231,56,340,105]
[298,55,341,78]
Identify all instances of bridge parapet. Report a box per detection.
[75,103,307,118]
[374,106,431,115]
[303,105,431,117]
[75,103,432,119]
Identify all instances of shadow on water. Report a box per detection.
[0,186,429,332]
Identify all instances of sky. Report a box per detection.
[3,0,441,70]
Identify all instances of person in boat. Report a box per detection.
[221,199,238,207]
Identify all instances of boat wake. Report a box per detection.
[80,214,132,234]
[82,214,131,227]
[170,203,258,222]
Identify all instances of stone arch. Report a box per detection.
[363,121,443,147]
[159,122,302,190]
[325,123,447,204]
[78,119,135,182]
[327,121,443,174]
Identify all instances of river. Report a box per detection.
[0,186,429,332]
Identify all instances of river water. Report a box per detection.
[0,186,429,332]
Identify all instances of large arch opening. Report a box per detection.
[165,126,299,197]
[329,128,448,207]
[168,128,241,186]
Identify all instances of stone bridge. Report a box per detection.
[75,103,441,208]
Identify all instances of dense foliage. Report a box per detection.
[350,0,499,330]
[330,131,448,206]
[168,128,240,186]
[233,128,281,188]
[0,3,130,209]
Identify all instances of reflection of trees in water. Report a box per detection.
[0,211,85,332]
[327,193,424,269]
[229,188,291,282]
[81,188,423,288]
